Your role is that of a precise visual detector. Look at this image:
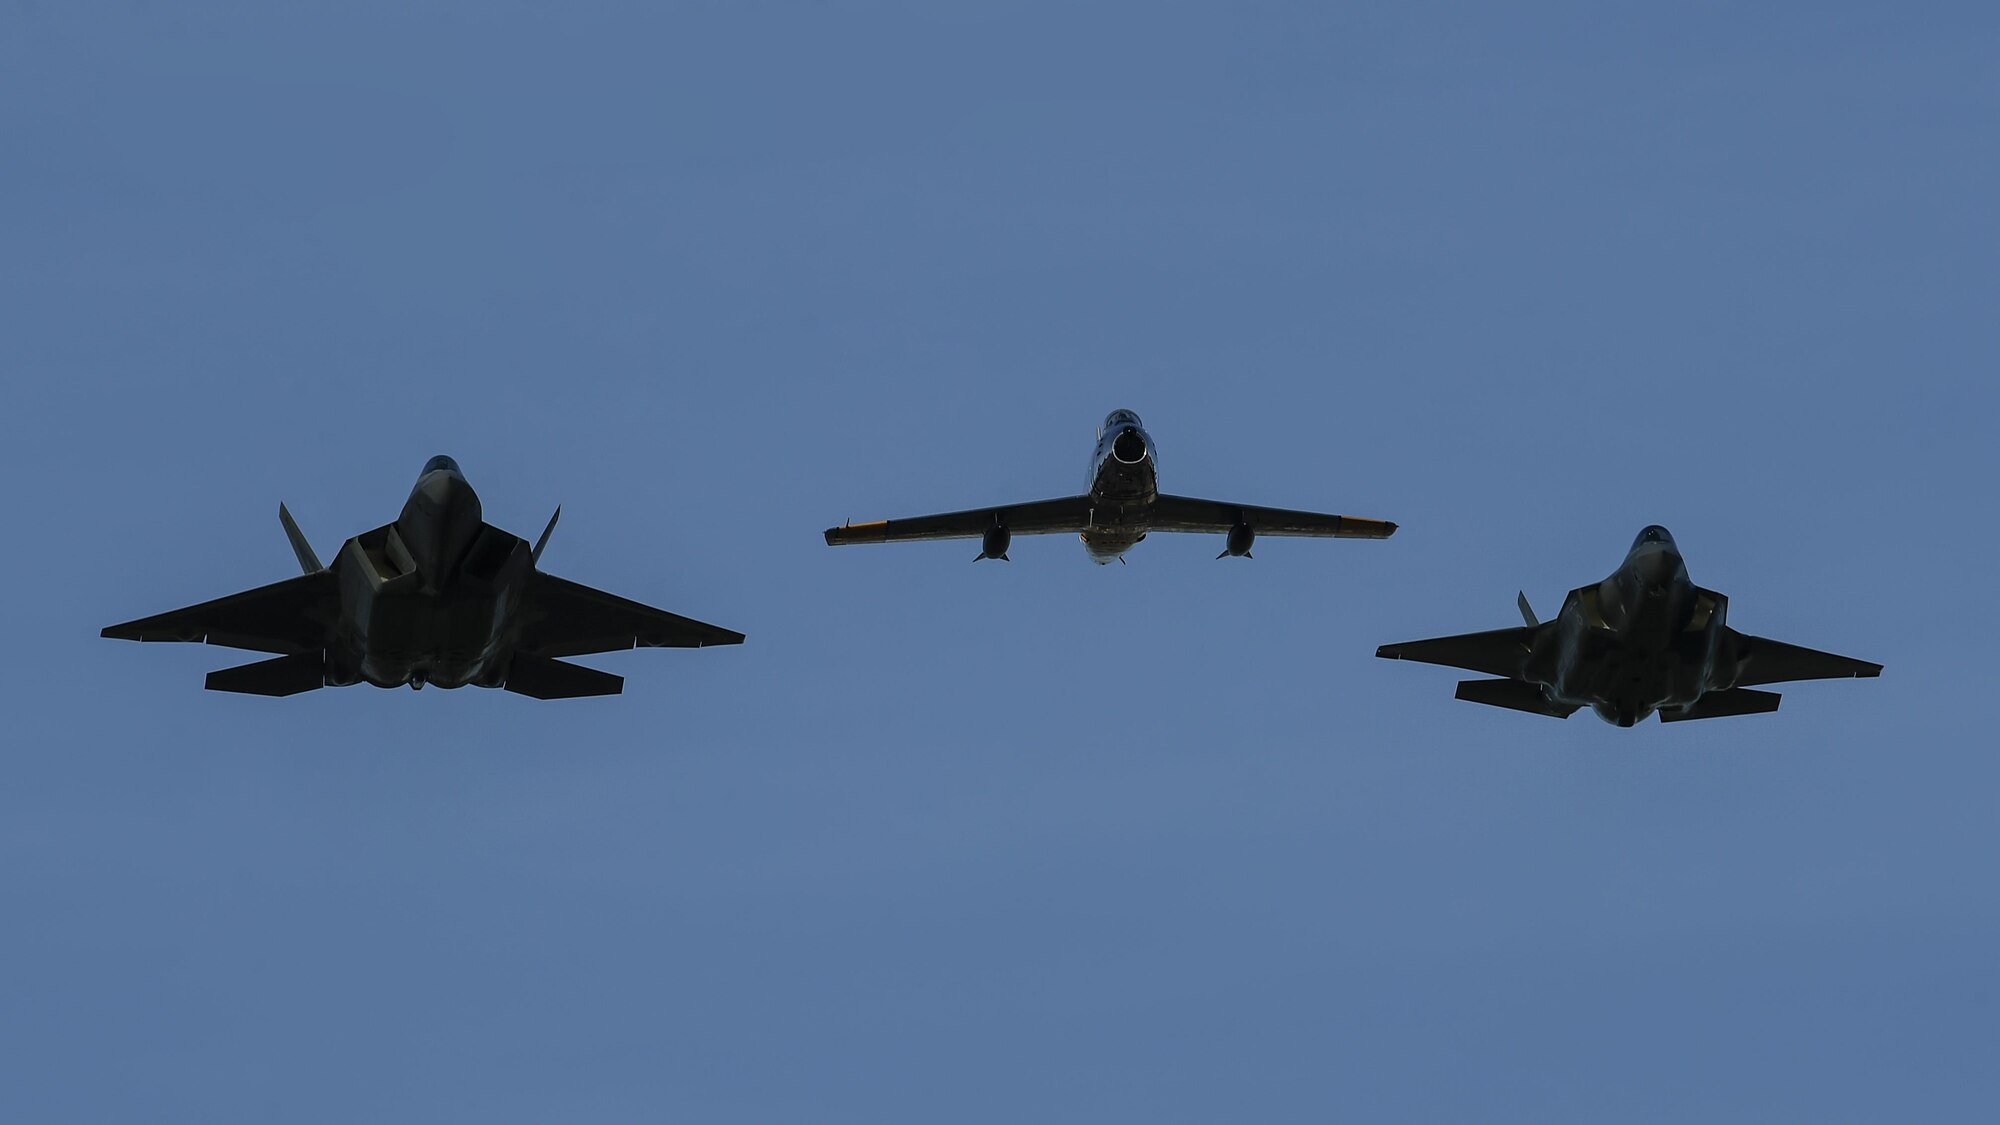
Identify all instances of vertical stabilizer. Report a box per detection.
[531,507,561,565]
[279,504,325,574]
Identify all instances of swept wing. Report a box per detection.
[1728,631,1883,686]
[1375,626,1539,679]
[516,572,744,657]
[1149,495,1398,538]
[101,572,336,655]
[824,496,1094,544]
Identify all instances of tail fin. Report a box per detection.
[1455,678,1578,718]
[1659,688,1781,722]
[206,651,326,696]
[279,504,324,574]
[531,507,561,566]
[1517,592,1538,627]
[504,650,622,699]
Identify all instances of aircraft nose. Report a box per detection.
[1111,427,1149,464]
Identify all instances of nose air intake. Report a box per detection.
[1111,429,1148,464]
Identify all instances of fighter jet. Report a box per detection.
[102,456,743,697]
[823,409,1397,563]
[1375,526,1880,726]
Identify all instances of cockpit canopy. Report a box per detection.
[422,455,462,476]
[1631,525,1676,550]
[1103,409,1142,430]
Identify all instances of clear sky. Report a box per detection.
[2,3,1995,1122]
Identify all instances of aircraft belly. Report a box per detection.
[1081,527,1147,562]
[350,584,512,689]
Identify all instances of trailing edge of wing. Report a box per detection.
[1728,631,1883,686]
[1148,495,1398,538]
[1376,626,1538,679]
[824,496,1094,544]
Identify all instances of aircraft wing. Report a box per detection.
[1148,495,1398,538]
[102,572,336,654]
[1728,630,1882,686]
[516,572,745,657]
[1375,627,1538,678]
[824,496,1094,544]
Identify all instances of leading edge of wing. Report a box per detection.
[1376,626,1538,679]
[824,496,1094,545]
[101,572,336,654]
[1727,630,1883,686]
[518,572,745,657]
[1149,494,1398,538]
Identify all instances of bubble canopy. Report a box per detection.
[1631,525,1675,550]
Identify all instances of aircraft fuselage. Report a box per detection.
[1079,412,1161,563]
[1526,528,1733,725]
[325,458,534,690]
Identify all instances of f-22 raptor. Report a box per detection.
[1376,526,1880,726]
[103,456,743,697]
[825,409,1397,563]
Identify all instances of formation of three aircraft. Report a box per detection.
[103,410,1880,726]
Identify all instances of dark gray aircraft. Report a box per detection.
[1376,526,1881,726]
[102,456,743,697]
[824,409,1397,563]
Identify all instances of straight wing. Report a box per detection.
[825,496,1093,544]
[516,572,745,657]
[1376,626,1538,678]
[1149,495,1397,538]
[102,572,336,654]
[1728,630,1883,686]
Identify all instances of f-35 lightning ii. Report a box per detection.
[103,456,743,697]
[824,409,1397,563]
[1375,526,1880,726]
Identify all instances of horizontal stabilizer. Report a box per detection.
[1454,678,1579,718]
[505,651,623,699]
[205,651,326,696]
[1659,688,1782,722]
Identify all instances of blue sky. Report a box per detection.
[2,3,1995,1121]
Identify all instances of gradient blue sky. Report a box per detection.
[3,4,1995,1122]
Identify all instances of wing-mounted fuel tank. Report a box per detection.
[1218,523,1254,559]
[976,522,1011,562]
